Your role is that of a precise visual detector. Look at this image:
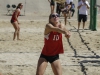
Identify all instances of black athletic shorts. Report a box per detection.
[50,3,55,6]
[10,20,14,23]
[40,54,59,63]
[50,0,55,6]
[78,14,87,22]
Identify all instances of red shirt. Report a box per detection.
[11,9,20,22]
[42,31,64,56]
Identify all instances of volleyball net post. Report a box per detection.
[89,0,93,30]
[89,0,97,31]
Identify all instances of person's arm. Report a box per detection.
[14,9,20,24]
[77,3,83,9]
[84,2,90,9]
[60,23,70,38]
[45,23,70,38]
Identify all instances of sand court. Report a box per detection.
[0,19,100,75]
[0,0,100,75]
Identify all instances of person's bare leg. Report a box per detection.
[13,31,17,40]
[64,13,67,25]
[68,11,71,19]
[65,17,67,25]
[83,22,85,30]
[36,58,48,75]
[17,26,20,40]
[53,6,55,13]
[12,22,18,41]
[51,59,62,75]
[51,5,55,14]
[78,22,81,31]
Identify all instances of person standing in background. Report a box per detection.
[77,0,90,31]
[62,2,72,25]
[56,2,61,16]
[56,2,65,16]
[48,0,55,14]
[65,0,73,19]
[10,3,23,40]
[70,2,75,17]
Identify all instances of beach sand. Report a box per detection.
[0,18,100,75]
[0,0,100,75]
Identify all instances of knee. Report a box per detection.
[18,27,20,31]
[15,28,19,32]
[64,15,67,18]
[63,13,66,17]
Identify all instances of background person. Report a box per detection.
[56,2,61,15]
[36,13,70,75]
[77,0,90,31]
[67,2,73,19]
[56,2,65,16]
[48,0,55,14]
[70,2,75,17]
[62,2,72,25]
[10,3,23,40]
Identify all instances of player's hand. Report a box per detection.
[65,31,71,39]
[84,2,87,5]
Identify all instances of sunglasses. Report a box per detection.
[51,14,60,18]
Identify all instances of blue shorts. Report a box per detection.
[40,54,59,63]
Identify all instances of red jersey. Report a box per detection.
[42,31,64,56]
[11,9,20,22]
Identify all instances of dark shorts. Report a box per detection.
[10,20,14,23]
[50,3,55,6]
[70,9,75,12]
[50,0,55,6]
[40,54,59,63]
[62,10,69,14]
[78,14,87,22]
